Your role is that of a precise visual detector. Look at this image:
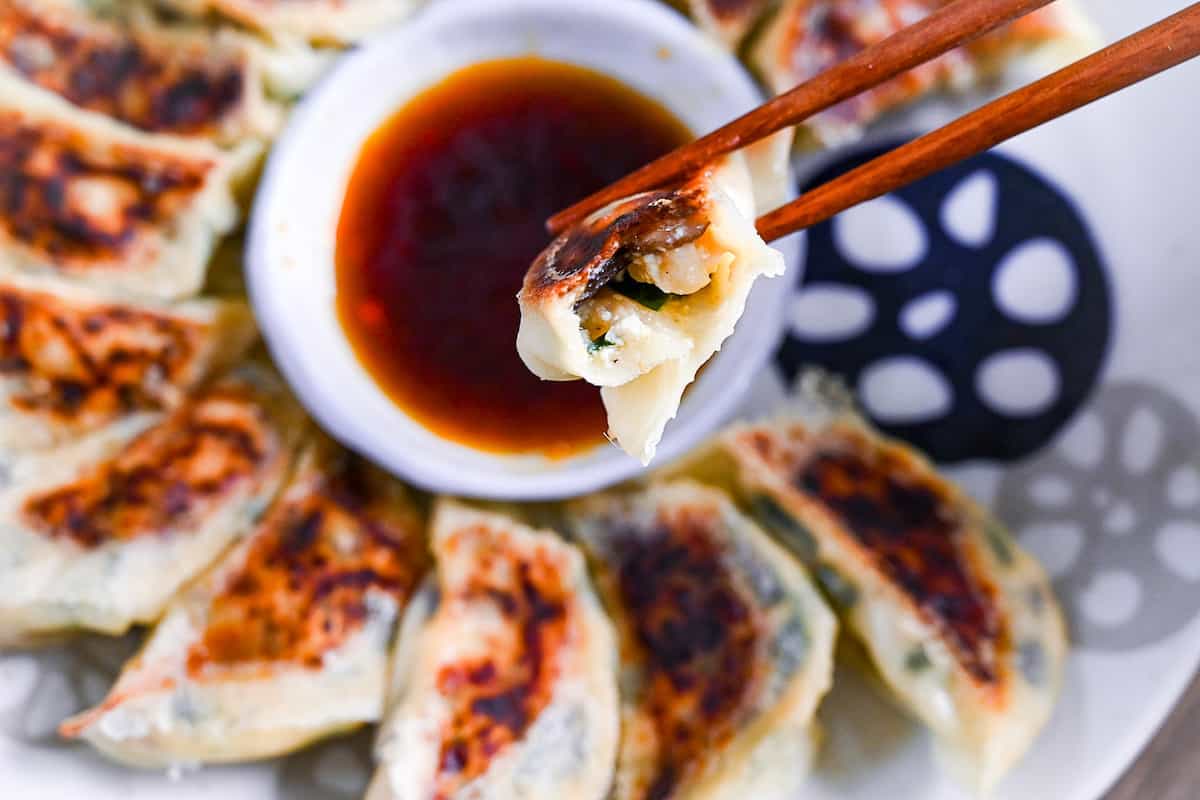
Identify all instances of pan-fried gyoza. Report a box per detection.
[566,481,836,800]
[0,273,256,450]
[708,375,1067,793]
[751,0,1098,146]
[0,0,282,144]
[518,146,787,465]
[60,437,429,766]
[0,366,305,646]
[0,74,255,299]
[370,500,619,800]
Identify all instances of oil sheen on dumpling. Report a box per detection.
[714,376,1067,793]
[370,500,619,800]
[567,480,836,800]
[161,0,425,45]
[0,73,256,299]
[0,0,283,144]
[59,436,429,767]
[517,151,785,464]
[752,0,1098,146]
[0,273,257,450]
[0,366,305,646]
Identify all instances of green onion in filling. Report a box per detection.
[610,274,675,311]
[588,333,615,353]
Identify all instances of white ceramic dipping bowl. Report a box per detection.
[247,0,799,500]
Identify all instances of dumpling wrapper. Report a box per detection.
[0,365,306,647]
[161,0,426,45]
[0,272,257,450]
[246,30,339,99]
[59,435,429,767]
[567,480,836,800]
[707,373,1068,794]
[0,0,283,144]
[687,0,775,49]
[752,0,1100,147]
[518,145,788,465]
[370,500,619,800]
[0,72,257,299]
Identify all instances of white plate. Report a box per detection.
[2,1,1197,798]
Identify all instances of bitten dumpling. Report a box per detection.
[517,152,785,464]
[0,73,256,299]
[369,500,619,800]
[0,366,305,647]
[566,480,836,800]
[59,436,430,767]
[0,273,257,450]
[752,0,1099,147]
[0,0,283,144]
[161,0,425,45]
[712,375,1067,793]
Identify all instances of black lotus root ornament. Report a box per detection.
[777,141,1113,464]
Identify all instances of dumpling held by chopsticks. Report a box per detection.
[517,149,786,465]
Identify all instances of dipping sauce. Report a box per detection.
[336,57,692,457]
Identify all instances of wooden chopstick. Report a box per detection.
[546,0,1058,234]
[756,3,1200,243]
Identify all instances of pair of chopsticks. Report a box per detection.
[547,0,1200,243]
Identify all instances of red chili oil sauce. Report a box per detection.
[336,57,692,457]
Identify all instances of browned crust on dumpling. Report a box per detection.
[185,448,428,678]
[22,375,283,549]
[0,1,249,138]
[733,422,1005,688]
[600,501,766,799]
[758,0,1081,129]
[0,108,215,269]
[758,0,955,127]
[522,175,711,305]
[0,284,224,431]
[431,524,574,800]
